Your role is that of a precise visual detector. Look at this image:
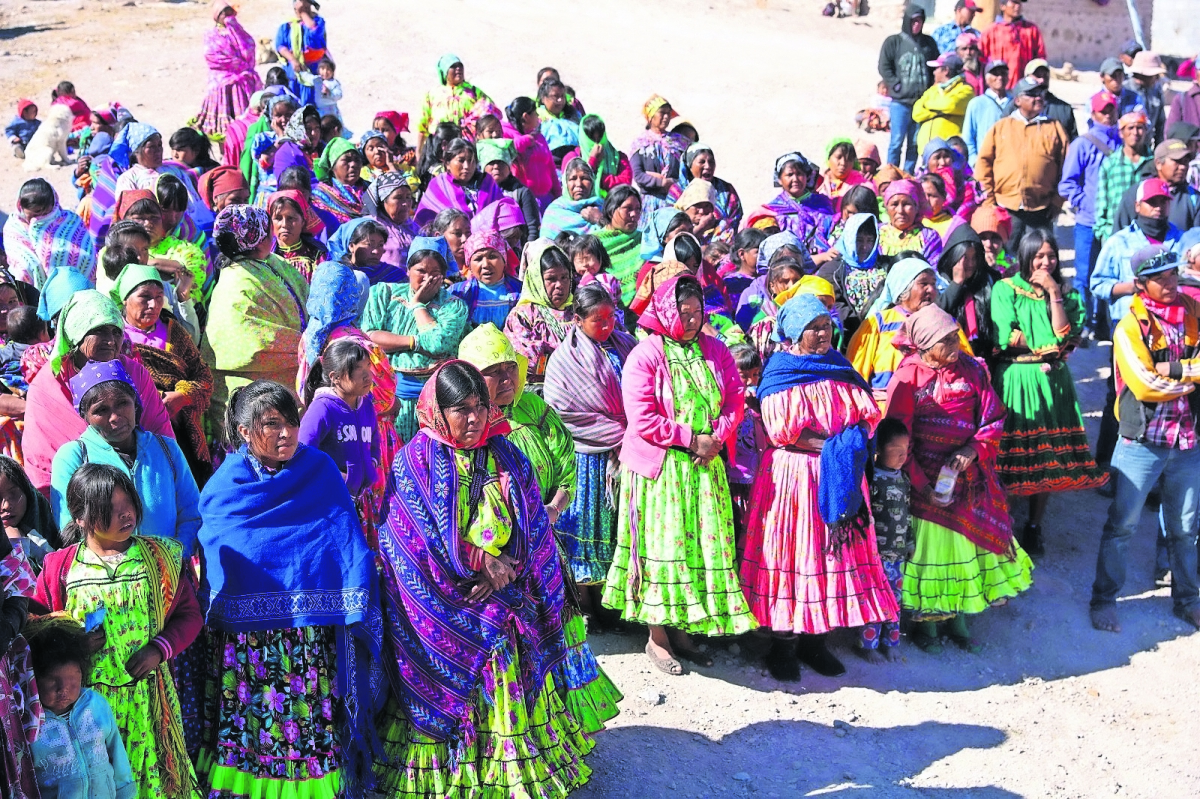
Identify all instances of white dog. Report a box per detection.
[22,103,74,171]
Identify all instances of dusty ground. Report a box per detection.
[3,1,1199,797]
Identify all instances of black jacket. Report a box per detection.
[878,5,940,107]
[936,225,999,361]
[1112,180,1200,235]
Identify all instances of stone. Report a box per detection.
[636,689,665,706]
[733,772,751,782]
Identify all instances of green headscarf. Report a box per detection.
[824,135,859,169]
[315,137,358,182]
[437,53,462,85]
[476,138,516,167]
[110,263,164,305]
[50,290,125,375]
[578,114,619,198]
[516,240,573,309]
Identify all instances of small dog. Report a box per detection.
[22,103,73,171]
[257,38,280,65]
[1051,62,1078,82]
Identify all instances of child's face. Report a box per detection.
[21,105,38,121]
[879,434,910,471]
[318,63,334,80]
[38,662,83,715]
[333,359,373,400]
[574,251,602,277]
[0,473,28,532]
[88,487,138,549]
[739,366,762,387]
[979,232,1003,265]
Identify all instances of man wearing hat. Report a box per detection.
[933,0,981,55]
[1164,122,1200,192]
[963,59,1009,166]
[912,52,976,155]
[878,4,940,173]
[1112,140,1200,234]
[1094,112,1154,243]
[1019,58,1077,140]
[1099,57,1142,119]
[980,0,1046,90]
[1092,244,1200,634]
[1126,50,1167,147]
[1167,52,1200,130]
[975,78,1069,243]
[1059,91,1121,337]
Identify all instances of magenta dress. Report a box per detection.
[740,378,900,634]
[196,14,262,137]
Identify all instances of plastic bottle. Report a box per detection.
[931,465,959,505]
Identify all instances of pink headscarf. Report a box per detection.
[462,231,518,275]
[374,111,410,134]
[892,304,961,354]
[469,197,526,236]
[638,274,702,342]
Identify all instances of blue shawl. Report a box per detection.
[198,443,386,797]
[540,195,602,241]
[759,350,872,530]
[377,430,567,759]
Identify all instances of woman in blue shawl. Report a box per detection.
[539,157,604,241]
[373,360,594,796]
[815,212,886,338]
[740,293,899,682]
[197,380,385,799]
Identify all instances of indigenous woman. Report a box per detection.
[367,172,420,272]
[762,152,837,260]
[196,1,261,138]
[273,0,328,106]
[413,138,504,228]
[424,208,471,276]
[540,157,604,241]
[504,240,575,394]
[746,275,838,369]
[629,94,688,231]
[326,218,398,285]
[678,142,743,244]
[886,305,1033,652]
[816,212,886,338]
[239,93,295,200]
[311,138,366,233]
[416,54,495,156]
[818,137,868,214]
[936,224,998,365]
[3,179,96,289]
[733,232,805,329]
[23,290,174,494]
[603,275,754,674]
[0,456,61,569]
[459,323,623,733]
[299,262,400,503]
[577,113,632,199]
[268,188,327,282]
[359,130,418,194]
[741,293,897,681]
[198,380,385,799]
[112,263,214,481]
[991,230,1107,556]
[361,236,469,442]
[111,123,213,233]
[594,184,643,305]
[110,192,208,311]
[374,361,592,795]
[879,179,943,263]
[448,231,522,329]
[203,205,308,430]
[544,283,638,608]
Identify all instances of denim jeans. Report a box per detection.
[887,103,918,174]
[1092,438,1200,611]
[1073,223,1099,330]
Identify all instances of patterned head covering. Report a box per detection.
[69,358,137,415]
[266,189,324,235]
[197,166,248,211]
[894,303,961,353]
[883,178,928,217]
[302,261,370,367]
[475,137,516,167]
[463,231,518,275]
[37,267,93,322]
[374,110,410,134]
[358,129,387,149]
[867,257,936,317]
[458,322,528,404]
[366,171,412,210]
[775,292,831,343]
[110,122,159,169]
[437,54,463,85]
[251,131,277,158]
[638,274,701,341]
[756,231,803,272]
[469,196,526,238]
[415,360,506,449]
[50,289,125,375]
[283,105,313,143]
[516,240,572,309]
[315,137,359,183]
[407,235,455,272]
[213,204,270,254]
[110,262,163,304]
[683,141,714,171]
[773,151,818,187]
[642,94,678,122]
[640,207,688,262]
[675,178,717,211]
[265,92,296,115]
[113,189,157,222]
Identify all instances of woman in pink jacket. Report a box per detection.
[503,96,560,208]
[602,275,755,676]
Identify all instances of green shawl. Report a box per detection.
[595,226,643,305]
[579,114,619,198]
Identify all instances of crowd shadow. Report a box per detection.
[0,23,63,41]
[574,719,1016,798]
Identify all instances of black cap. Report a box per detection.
[1013,78,1047,97]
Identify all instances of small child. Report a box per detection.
[728,343,767,559]
[859,417,911,663]
[27,616,135,799]
[0,306,48,394]
[33,463,201,799]
[50,81,91,134]
[856,80,892,133]
[313,58,343,122]
[5,99,40,159]
[0,528,40,795]
[0,455,58,572]
[569,234,624,314]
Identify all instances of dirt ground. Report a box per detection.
[3,1,1199,797]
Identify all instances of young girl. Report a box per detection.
[1,528,41,797]
[33,464,201,799]
[570,234,625,319]
[859,417,912,663]
[299,337,380,503]
[0,455,61,572]
[28,616,135,799]
[921,173,953,241]
[721,228,768,297]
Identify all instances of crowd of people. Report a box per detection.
[2,0,1200,796]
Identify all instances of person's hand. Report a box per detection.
[661,177,676,189]
[690,433,722,465]
[1028,268,1059,297]
[952,259,968,284]
[947,445,977,472]
[588,144,603,163]
[162,391,190,416]
[581,207,604,225]
[481,551,516,592]
[1155,362,1172,377]
[545,503,561,525]
[797,431,829,453]
[84,627,107,654]
[811,250,837,266]
[174,269,196,302]
[125,644,164,680]
[74,156,92,178]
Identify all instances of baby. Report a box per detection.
[856,80,893,133]
[313,58,343,122]
[0,306,49,397]
[858,417,911,663]
[5,100,40,159]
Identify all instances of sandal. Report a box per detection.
[645,642,684,675]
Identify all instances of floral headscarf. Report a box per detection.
[301,261,369,367]
[69,358,137,414]
[366,171,411,209]
[463,231,517,275]
[414,360,506,449]
[266,189,324,235]
[458,322,529,404]
[213,204,270,254]
[642,94,678,122]
[516,240,572,309]
[282,105,314,144]
[756,231,803,272]
[638,274,701,341]
[50,289,125,375]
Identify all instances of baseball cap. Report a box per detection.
[1099,57,1125,77]
[1024,58,1050,77]
[1154,139,1191,163]
[1013,78,1047,97]
[1132,245,1179,278]
[955,0,982,10]
[1136,177,1172,204]
[985,58,1010,74]
[1130,51,1166,77]
[1090,91,1118,114]
[956,32,981,49]
[1121,39,1144,58]
[928,53,965,71]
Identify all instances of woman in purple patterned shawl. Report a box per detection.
[195,2,261,137]
[373,360,594,796]
[413,137,504,228]
[629,94,689,233]
[762,151,838,263]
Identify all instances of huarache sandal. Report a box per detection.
[645,642,683,675]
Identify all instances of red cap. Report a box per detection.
[1090,91,1118,114]
[1136,177,1171,203]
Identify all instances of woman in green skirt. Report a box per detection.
[603,275,756,675]
[991,229,1108,556]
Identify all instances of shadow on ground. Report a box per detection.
[0,24,64,41]
[575,720,1015,798]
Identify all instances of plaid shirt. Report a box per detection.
[1094,150,1154,242]
[1143,315,1198,450]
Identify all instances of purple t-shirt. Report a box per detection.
[298,387,379,498]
